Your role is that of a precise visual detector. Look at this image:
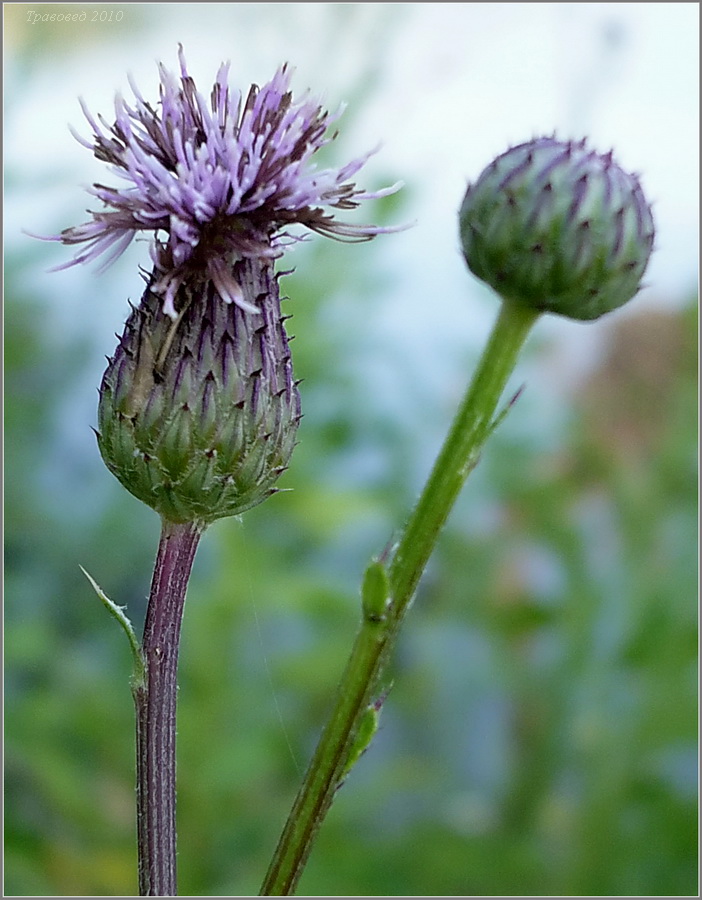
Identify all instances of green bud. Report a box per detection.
[337,692,388,788]
[339,703,380,784]
[361,559,391,623]
[459,137,655,321]
[97,259,301,525]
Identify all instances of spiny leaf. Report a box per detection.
[80,565,145,689]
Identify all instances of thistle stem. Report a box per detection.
[260,299,539,896]
[388,299,539,604]
[134,518,203,897]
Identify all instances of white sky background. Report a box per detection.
[4,2,700,447]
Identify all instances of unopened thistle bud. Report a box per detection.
[40,46,404,524]
[459,136,655,321]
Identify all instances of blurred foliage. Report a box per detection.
[5,235,697,896]
[4,9,698,896]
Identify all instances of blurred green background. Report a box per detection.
[4,3,698,896]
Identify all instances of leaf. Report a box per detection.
[79,565,145,690]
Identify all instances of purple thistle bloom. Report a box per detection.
[44,45,404,318]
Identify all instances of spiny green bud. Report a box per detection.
[459,136,655,321]
[97,259,301,526]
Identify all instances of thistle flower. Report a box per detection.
[36,49,407,895]
[44,47,403,523]
[46,44,402,319]
[459,136,655,321]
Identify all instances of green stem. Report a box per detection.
[260,299,539,896]
[260,610,392,896]
[388,299,539,607]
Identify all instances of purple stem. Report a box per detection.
[134,519,203,896]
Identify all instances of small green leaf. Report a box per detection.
[338,699,382,787]
[361,559,391,623]
[80,565,145,689]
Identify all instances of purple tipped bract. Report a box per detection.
[47,45,402,317]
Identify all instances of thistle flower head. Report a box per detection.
[459,136,655,321]
[39,48,404,525]
[46,45,402,318]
